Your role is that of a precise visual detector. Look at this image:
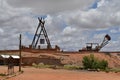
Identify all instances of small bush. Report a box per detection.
[63,65,81,70]
[0,73,6,76]
[82,54,108,70]
[110,68,120,73]
[98,60,108,70]
[32,63,56,69]
[105,68,110,73]
[32,63,38,68]
[38,63,46,68]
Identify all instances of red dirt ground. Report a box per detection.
[0,52,120,80]
[0,66,120,80]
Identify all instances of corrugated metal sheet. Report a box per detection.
[11,55,20,59]
[1,55,10,58]
[0,55,20,59]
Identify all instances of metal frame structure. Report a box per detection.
[31,17,51,49]
[86,43,99,51]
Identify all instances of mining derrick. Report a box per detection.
[31,17,51,49]
[21,17,60,52]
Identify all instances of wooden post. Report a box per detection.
[19,34,22,72]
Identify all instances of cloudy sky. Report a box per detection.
[0,0,120,51]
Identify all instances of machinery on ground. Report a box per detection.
[79,34,111,52]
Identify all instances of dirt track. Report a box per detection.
[4,67,120,80]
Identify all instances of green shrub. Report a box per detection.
[32,63,56,69]
[105,68,110,73]
[0,73,6,76]
[32,63,38,68]
[38,63,46,68]
[82,54,108,70]
[110,68,120,73]
[82,54,98,69]
[98,60,108,70]
[63,65,81,70]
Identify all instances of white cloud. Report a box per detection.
[0,0,37,49]
[0,28,4,34]
[96,28,108,31]
[97,0,108,8]
[0,0,120,51]
[62,27,76,35]
[110,29,118,33]
[63,9,120,29]
[6,0,94,14]
[93,33,106,39]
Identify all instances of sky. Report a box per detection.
[0,0,120,51]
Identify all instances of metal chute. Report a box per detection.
[98,34,111,50]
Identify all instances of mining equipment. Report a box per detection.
[31,17,51,49]
[79,34,111,52]
[21,17,60,52]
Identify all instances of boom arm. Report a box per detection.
[98,34,111,50]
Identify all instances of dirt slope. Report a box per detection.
[60,52,120,68]
[0,51,120,68]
